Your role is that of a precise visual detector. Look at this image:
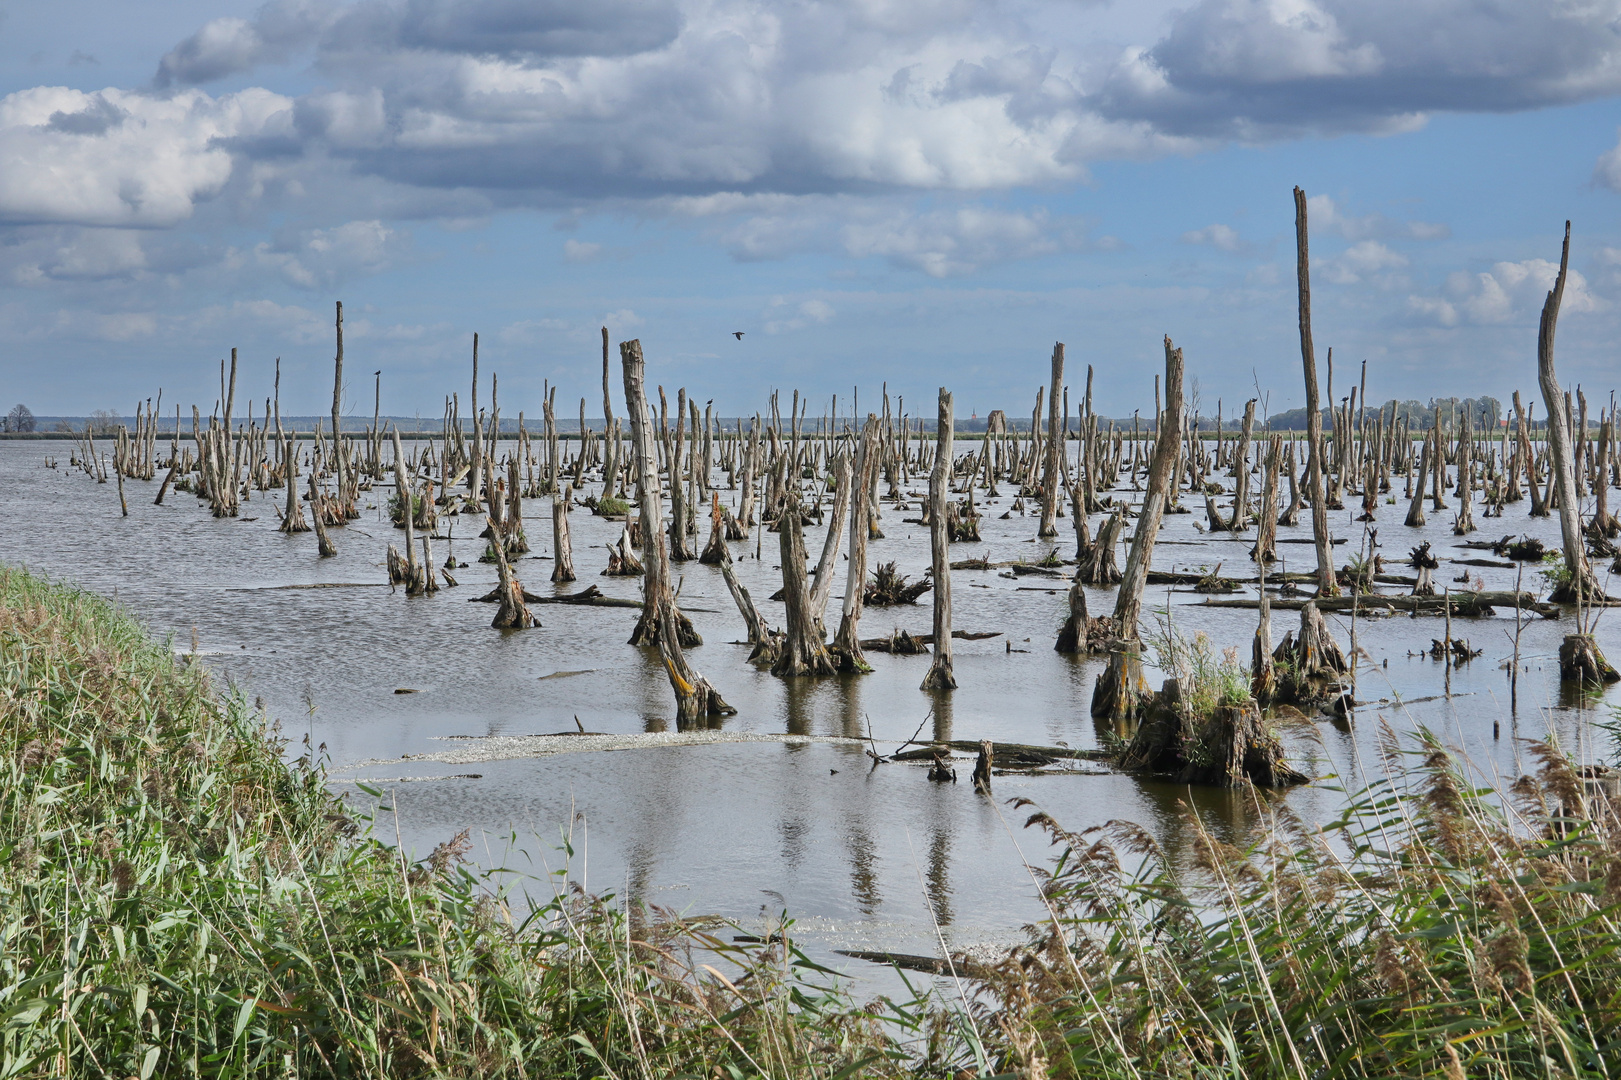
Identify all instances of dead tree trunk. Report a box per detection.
[1295,188,1339,597]
[1537,222,1609,603]
[1093,336,1183,719]
[1453,409,1476,535]
[922,388,958,690]
[808,453,852,635]
[309,473,336,557]
[1405,433,1431,527]
[719,546,779,664]
[832,416,880,673]
[486,515,536,628]
[772,493,837,677]
[552,489,576,583]
[1038,343,1064,538]
[620,340,729,720]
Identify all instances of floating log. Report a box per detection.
[1199,591,1556,617]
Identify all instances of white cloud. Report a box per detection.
[0,86,292,228]
[1181,223,1243,251]
[840,205,1084,276]
[1323,239,1406,284]
[1597,128,1621,192]
[254,220,408,288]
[1306,194,1447,242]
[764,297,836,334]
[1409,258,1601,327]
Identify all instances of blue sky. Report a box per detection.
[2,0,1620,421]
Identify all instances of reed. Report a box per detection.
[0,565,898,1079]
[953,726,1621,1078]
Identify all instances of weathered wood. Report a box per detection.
[552,490,576,582]
[1537,223,1609,603]
[1093,336,1182,719]
[621,339,730,721]
[1295,188,1338,596]
[832,416,880,672]
[1038,343,1064,538]
[772,492,837,677]
[922,388,957,690]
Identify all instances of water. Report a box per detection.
[3,438,1616,986]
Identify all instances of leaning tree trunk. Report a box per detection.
[1405,433,1431,527]
[1536,222,1609,604]
[1295,188,1339,597]
[807,453,852,637]
[485,514,536,629]
[922,388,958,690]
[621,340,730,721]
[832,416,880,673]
[1093,336,1183,720]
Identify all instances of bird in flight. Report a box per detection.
[732,331,744,340]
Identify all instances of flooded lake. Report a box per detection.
[3,436,1615,979]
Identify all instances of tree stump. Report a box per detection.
[1559,634,1620,685]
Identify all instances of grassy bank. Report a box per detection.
[0,567,898,1079]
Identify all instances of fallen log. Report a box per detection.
[1199,592,1558,617]
[859,630,1002,651]
[891,739,1110,765]
[470,583,642,608]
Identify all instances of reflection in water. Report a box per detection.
[3,442,1618,977]
[783,676,816,736]
[846,821,881,916]
[926,824,953,927]
[929,692,953,746]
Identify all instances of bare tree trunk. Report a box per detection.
[600,327,617,500]
[1093,337,1183,720]
[1454,409,1476,535]
[808,453,852,633]
[1295,188,1338,597]
[1537,223,1608,603]
[620,340,729,720]
[1405,433,1431,527]
[772,493,837,677]
[922,389,957,690]
[1231,398,1255,531]
[832,416,880,673]
[552,489,576,582]
[1038,343,1064,537]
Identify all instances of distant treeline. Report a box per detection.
[7,396,1557,439]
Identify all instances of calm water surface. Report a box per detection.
[3,438,1616,982]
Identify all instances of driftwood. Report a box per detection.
[860,629,1000,651]
[1202,592,1557,618]
[865,562,931,606]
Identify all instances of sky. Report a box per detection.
[2,0,1620,422]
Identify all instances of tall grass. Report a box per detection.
[0,566,898,1079]
[958,725,1621,1078]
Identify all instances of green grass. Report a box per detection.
[0,566,899,1079]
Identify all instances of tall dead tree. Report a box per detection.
[1537,222,1609,604]
[1038,343,1064,538]
[1093,336,1183,719]
[832,416,880,672]
[922,388,957,690]
[621,340,731,721]
[1295,188,1339,597]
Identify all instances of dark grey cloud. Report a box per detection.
[45,95,127,135]
[331,0,682,60]
[1098,0,1621,137]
